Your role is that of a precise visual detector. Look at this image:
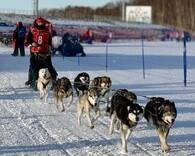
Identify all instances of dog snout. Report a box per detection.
[171,119,175,123]
[94,103,97,106]
[136,117,139,122]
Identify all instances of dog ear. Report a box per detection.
[171,101,176,107]
[87,89,91,96]
[127,106,130,111]
[171,101,177,116]
[108,77,112,87]
[93,78,99,86]
[134,95,137,102]
[158,105,164,114]
[57,78,61,86]
[83,90,88,94]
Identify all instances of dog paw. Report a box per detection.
[119,149,128,155]
[162,148,170,153]
[161,145,170,153]
[60,108,65,112]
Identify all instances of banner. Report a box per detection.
[126,6,152,23]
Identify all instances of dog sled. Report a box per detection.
[52,33,86,57]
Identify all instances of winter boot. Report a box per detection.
[31,71,38,91]
[25,68,33,86]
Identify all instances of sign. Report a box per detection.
[126,6,152,23]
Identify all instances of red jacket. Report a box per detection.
[25,26,52,53]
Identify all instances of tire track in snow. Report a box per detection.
[0,72,70,156]
[93,108,156,156]
[42,100,152,156]
[1,72,154,156]
[28,98,119,156]
[1,73,116,155]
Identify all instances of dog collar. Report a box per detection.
[87,98,94,107]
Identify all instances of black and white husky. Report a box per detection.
[74,72,90,96]
[109,89,143,153]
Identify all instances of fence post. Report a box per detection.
[106,43,108,72]
[183,33,187,87]
[141,32,145,79]
[77,54,80,66]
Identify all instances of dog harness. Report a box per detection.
[58,88,72,98]
[100,88,110,97]
[87,98,94,107]
[41,77,51,89]
[87,96,96,108]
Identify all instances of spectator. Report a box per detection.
[108,32,113,43]
[25,17,58,90]
[11,21,26,56]
[83,28,93,44]
[52,29,57,37]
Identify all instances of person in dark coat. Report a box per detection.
[24,17,58,90]
[11,21,26,56]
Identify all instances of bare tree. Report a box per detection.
[134,0,195,32]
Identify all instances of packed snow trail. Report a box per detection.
[1,42,195,155]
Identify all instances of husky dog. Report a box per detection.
[114,89,137,103]
[106,89,137,114]
[91,76,112,110]
[144,97,177,153]
[53,77,73,112]
[37,68,52,103]
[74,72,90,96]
[77,87,100,129]
[109,89,143,153]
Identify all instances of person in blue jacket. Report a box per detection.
[11,21,26,56]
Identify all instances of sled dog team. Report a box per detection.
[37,68,177,154]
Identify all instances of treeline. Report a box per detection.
[39,2,122,21]
[39,0,195,32]
[134,0,195,32]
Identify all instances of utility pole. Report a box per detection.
[32,0,38,16]
[122,1,126,21]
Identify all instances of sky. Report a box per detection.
[0,0,117,11]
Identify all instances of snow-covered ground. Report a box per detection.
[0,41,195,156]
[0,13,168,29]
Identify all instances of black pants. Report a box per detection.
[27,53,58,87]
[13,40,25,56]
